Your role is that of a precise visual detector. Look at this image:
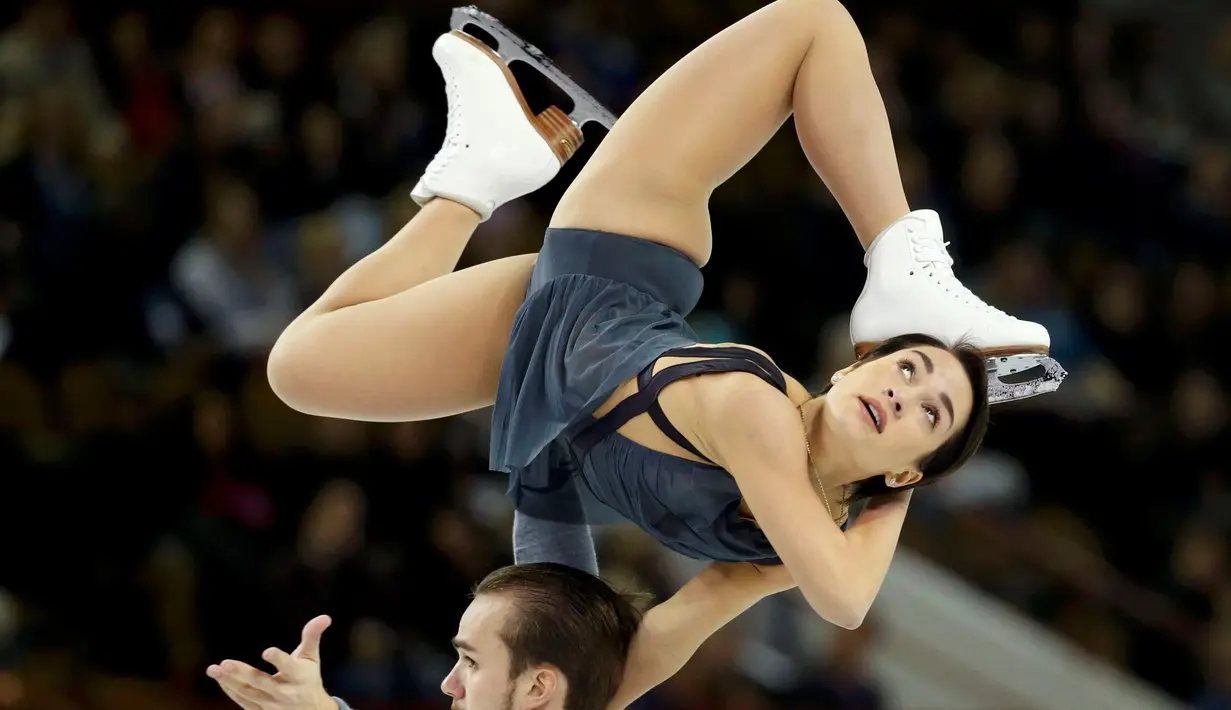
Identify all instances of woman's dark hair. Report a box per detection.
[819,333,990,503]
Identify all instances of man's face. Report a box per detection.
[441,595,517,710]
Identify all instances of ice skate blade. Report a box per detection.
[450,5,618,131]
[986,354,1067,404]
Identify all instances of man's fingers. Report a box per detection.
[262,647,297,675]
[209,667,273,710]
[215,684,261,710]
[217,660,279,695]
[215,678,266,708]
[204,616,331,709]
[294,615,331,663]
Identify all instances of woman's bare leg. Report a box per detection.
[549,0,905,264]
[268,32,578,422]
[268,200,538,422]
[549,0,1053,383]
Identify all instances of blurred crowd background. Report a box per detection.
[1,0,1230,708]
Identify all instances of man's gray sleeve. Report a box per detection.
[512,510,598,575]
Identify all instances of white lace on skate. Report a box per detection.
[421,73,466,189]
[908,228,1012,319]
[906,227,1067,403]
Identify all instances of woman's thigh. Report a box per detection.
[268,254,537,422]
[549,0,819,266]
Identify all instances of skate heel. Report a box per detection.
[535,106,585,163]
[447,29,585,164]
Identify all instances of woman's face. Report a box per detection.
[824,345,974,480]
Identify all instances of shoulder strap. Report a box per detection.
[571,346,789,459]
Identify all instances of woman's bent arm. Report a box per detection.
[840,487,913,606]
[609,562,794,710]
[704,386,907,628]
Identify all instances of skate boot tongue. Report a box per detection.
[903,215,1013,318]
[904,219,1068,403]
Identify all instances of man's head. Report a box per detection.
[441,563,644,710]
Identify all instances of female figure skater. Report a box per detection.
[267,0,1050,629]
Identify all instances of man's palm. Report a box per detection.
[207,615,336,710]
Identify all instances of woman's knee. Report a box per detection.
[266,325,317,414]
[789,0,866,51]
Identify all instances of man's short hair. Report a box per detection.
[474,563,646,710]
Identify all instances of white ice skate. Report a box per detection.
[849,210,1066,403]
[412,7,616,221]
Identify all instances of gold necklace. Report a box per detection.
[799,404,834,520]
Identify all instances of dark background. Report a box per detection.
[0,0,1228,708]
